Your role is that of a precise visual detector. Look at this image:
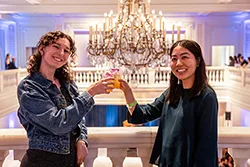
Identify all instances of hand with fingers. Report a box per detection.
[118,78,132,94]
[76,139,88,167]
[104,68,121,89]
[118,78,137,113]
[87,77,115,97]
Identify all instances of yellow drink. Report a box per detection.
[106,89,112,93]
[113,73,121,89]
[113,79,120,89]
[104,68,121,90]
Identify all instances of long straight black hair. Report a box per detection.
[166,40,208,106]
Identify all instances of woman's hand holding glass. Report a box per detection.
[118,78,132,93]
[87,77,115,96]
[103,68,122,90]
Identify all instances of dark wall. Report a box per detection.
[85,105,159,127]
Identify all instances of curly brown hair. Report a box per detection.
[27,31,77,83]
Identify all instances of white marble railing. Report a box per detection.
[1,66,249,90]
[0,126,250,167]
[0,69,27,93]
[1,66,249,92]
[1,66,250,107]
[71,66,228,86]
[71,66,250,88]
[0,69,27,118]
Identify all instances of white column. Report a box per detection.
[107,148,127,167]
[13,150,26,161]
[0,150,9,167]
[138,147,153,167]
[148,68,155,85]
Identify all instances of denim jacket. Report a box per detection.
[17,72,94,154]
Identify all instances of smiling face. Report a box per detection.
[170,45,199,88]
[40,38,71,71]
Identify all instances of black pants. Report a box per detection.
[20,133,78,167]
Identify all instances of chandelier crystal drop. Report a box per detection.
[87,0,177,69]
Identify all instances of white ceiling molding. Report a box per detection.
[25,0,43,5]
[0,0,249,15]
[218,0,233,3]
[0,4,250,15]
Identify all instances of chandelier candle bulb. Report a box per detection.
[159,11,162,30]
[111,16,113,29]
[172,24,175,43]
[177,25,181,41]
[132,0,135,14]
[109,17,112,30]
[146,0,151,14]
[89,26,93,41]
[163,21,165,39]
[131,22,134,36]
[103,22,106,38]
[153,15,156,30]
[150,24,152,37]
[104,12,108,23]
[99,28,102,43]
[148,0,150,11]
[95,24,98,41]
[118,0,120,13]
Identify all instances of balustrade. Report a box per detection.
[2,67,250,93]
[1,66,250,106]
[0,127,250,167]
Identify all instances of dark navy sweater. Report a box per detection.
[128,85,218,167]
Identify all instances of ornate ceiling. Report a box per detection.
[0,0,249,16]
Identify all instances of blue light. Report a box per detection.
[106,105,118,127]
[143,119,159,126]
[241,108,250,127]
[8,112,16,128]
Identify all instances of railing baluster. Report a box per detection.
[13,150,26,161]
[107,148,127,167]
[0,150,9,167]
[138,148,154,167]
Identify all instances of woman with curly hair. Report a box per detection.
[17,31,114,167]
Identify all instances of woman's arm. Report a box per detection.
[18,80,93,135]
[18,77,115,135]
[119,79,137,115]
[119,78,168,124]
[77,117,88,146]
[76,117,88,165]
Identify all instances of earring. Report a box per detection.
[40,50,44,55]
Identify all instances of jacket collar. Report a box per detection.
[31,72,53,88]
[31,72,70,89]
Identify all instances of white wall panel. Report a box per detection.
[74,33,92,67]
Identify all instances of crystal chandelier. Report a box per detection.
[87,0,173,69]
